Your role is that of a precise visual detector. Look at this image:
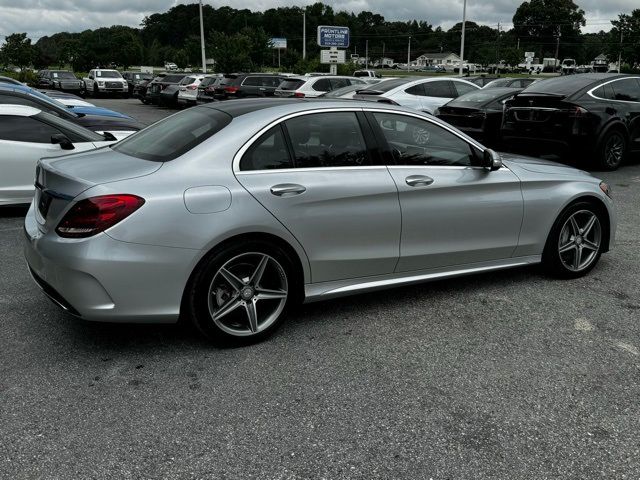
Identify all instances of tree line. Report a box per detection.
[1,1,638,74]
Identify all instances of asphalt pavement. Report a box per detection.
[1,98,639,479]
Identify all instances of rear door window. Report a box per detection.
[240,125,293,171]
[330,78,350,89]
[311,78,333,92]
[453,81,476,97]
[242,76,261,86]
[423,81,454,98]
[284,112,370,168]
[405,84,425,96]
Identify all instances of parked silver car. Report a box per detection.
[25,99,616,345]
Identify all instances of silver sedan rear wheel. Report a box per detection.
[557,210,601,272]
[207,252,288,337]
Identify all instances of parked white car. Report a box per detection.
[83,69,128,96]
[274,76,368,98]
[177,74,206,106]
[0,105,118,205]
[354,77,480,113]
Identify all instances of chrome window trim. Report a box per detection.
[232,106,488,174]
[587,77,640,103]
[236,165,389,175]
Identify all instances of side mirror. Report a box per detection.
[483,149,502,171]
[51,134,75,150]
[102,131,117,141]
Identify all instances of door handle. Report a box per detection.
[405,175,434,187]
[270,184,306,196]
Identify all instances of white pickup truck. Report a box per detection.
[83,69,128,97]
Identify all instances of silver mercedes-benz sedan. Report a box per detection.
[24,99,616,344]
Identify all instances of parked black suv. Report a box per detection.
[501,74,640,170]
[146,74,186,105]
[37,70,84,94]
[214,74,285,100]
[196,75,225,103]
[122,71,154,96]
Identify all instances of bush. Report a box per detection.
[1,69,38,86]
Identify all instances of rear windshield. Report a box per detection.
[181,77,196,85]
[200,77,220,87]
[135,73,154,80]
[163,75,186,83]
[523,75,603,95]
[112,108,231,162]
[279,79,305,90]
[362,78,413,93]
[448,88,517,106]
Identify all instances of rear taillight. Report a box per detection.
[294,92,305,98]
[224,86,238,93]
[56,194,145,238]
[187,85,197,90]
[568,106,588,118]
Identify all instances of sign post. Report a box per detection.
[270,38,287,68]
[525,51,534,71]
[317,26,349,75]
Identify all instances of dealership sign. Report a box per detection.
[317,26,350,48]
[270,38,287,49]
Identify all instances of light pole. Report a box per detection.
[302,11,306,60]
[459,0,467,76]
[199,0,206,73]
[407,36,411,72]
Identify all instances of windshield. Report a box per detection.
[95,71,122,78]
[52,71,77,79]
[112,107,231,161]
[484,78,513,88]
[135,74,154,80]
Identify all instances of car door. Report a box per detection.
[366,110,523,272]
[234,110,401,283]
[609,78,640,150]
[0,115,96,204]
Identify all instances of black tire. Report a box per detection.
[542,201,604,278]
[93,84,99,97]
[187,240,296,346]
[595,128,627,170]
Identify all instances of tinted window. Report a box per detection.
[405,84,425,96]
[36,111,104,142]
[240,125,292,171]
[373,112,477,166]
[285,112,369,168]
[279,79,305,90]
[262,77,283,88]
[112,108,231,161]
[312,78,333,92]
[423,81,453,98]
[611,79,640,102]
[200,77,220,87]
[181,77,196,85]
[330,78,350,89]
[363,78,413,93]
[0,115,62,143]
[242,76,261,86]
[453,81,476,96]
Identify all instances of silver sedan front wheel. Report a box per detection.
[557,210,601,272]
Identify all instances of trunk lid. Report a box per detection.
[34,148,161,231]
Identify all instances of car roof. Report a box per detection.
[0,104,41,116]
[522,73,636,95]
[0,83,32,94]
[199,97,433,119]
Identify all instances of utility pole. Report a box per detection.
[199,0,207,73]
[618,30,623,72]
[407,36,411,72]
[554,26,561,73]
[459,0,467,76]
[365,40,368,69]
[302,11,306,60]
[382,41,385,60]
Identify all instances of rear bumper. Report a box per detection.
[24,205,196,323]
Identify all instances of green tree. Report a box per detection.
[610,9,640,67]
[513,0,586,59]
[1,33,35,70]
[208,31,252,72]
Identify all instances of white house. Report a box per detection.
[415,52,463,67]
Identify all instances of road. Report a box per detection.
[1,98,639,479]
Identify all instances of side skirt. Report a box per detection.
[303,255,541,303]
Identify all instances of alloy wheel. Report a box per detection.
[557,210,601,272]
[604,133,624,168]
[207,252,288,336]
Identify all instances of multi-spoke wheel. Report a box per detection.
[543,202,605,278]
[187,240,295,344]
[596,129,627,171]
